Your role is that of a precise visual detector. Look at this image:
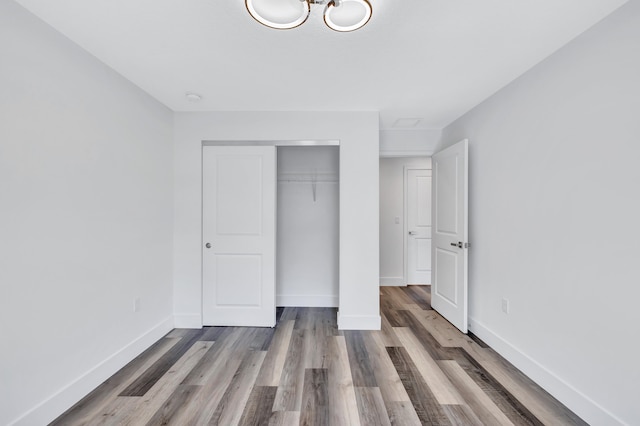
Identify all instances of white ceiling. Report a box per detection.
[13,0,626,129]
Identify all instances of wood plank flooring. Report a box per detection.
[51,286,587,425]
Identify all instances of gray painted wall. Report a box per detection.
[0,2,174,424]
[441,2,640,423]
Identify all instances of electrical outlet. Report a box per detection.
[134,297,141,313]
[501,298,510,314]
[394,216,400,224]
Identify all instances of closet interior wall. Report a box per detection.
[277,146,339,307]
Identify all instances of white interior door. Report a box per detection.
[406,168,432,284]
[202,145,276,327]
[431,139,469,333]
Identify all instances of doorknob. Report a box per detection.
[205,242,211,249]
[450,242,463,248]
[408,231,417,235]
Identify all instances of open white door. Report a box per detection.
[406,168,432,284]
[431,139,469,333]
[202,145,276,327]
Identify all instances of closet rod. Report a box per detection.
[277,179,338,183]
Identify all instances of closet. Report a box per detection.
[277,146,339,307]
[202,142,339,327]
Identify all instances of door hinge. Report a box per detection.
[464,242,470,249]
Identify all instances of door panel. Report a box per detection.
[435,154,458,234]
[434,247,457,303]
[416,238,432,271]
[215,255,262,306]
[216,156,263,235]
[432,139,468,333]
[416,176,432,226]
[202,145,276,327]
[407,169,432,284]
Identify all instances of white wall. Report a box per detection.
[173,112,380,330]
[0,3,174,425]
[379,157,431,286]
[277,147,339,307]
[440,2,640,424]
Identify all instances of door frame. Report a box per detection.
[201,139,340,324]
[403,166,432,285]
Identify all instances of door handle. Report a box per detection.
[205,242,211,249]
[450,242,463,248]
[409,231,417,235]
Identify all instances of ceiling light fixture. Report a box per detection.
[246,0,372,32]
[185,92,203,102]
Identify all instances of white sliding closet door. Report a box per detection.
[202,145,276,327]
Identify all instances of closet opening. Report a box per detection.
[276,146,340,308]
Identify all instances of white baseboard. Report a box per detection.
[380,277,405,286]
[10,316,174,426]
[173,313,202,329]
[468,318,625,426]
[337,312,381,330]
[276,294,338,307]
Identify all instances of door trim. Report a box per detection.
[203,140,340,147]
